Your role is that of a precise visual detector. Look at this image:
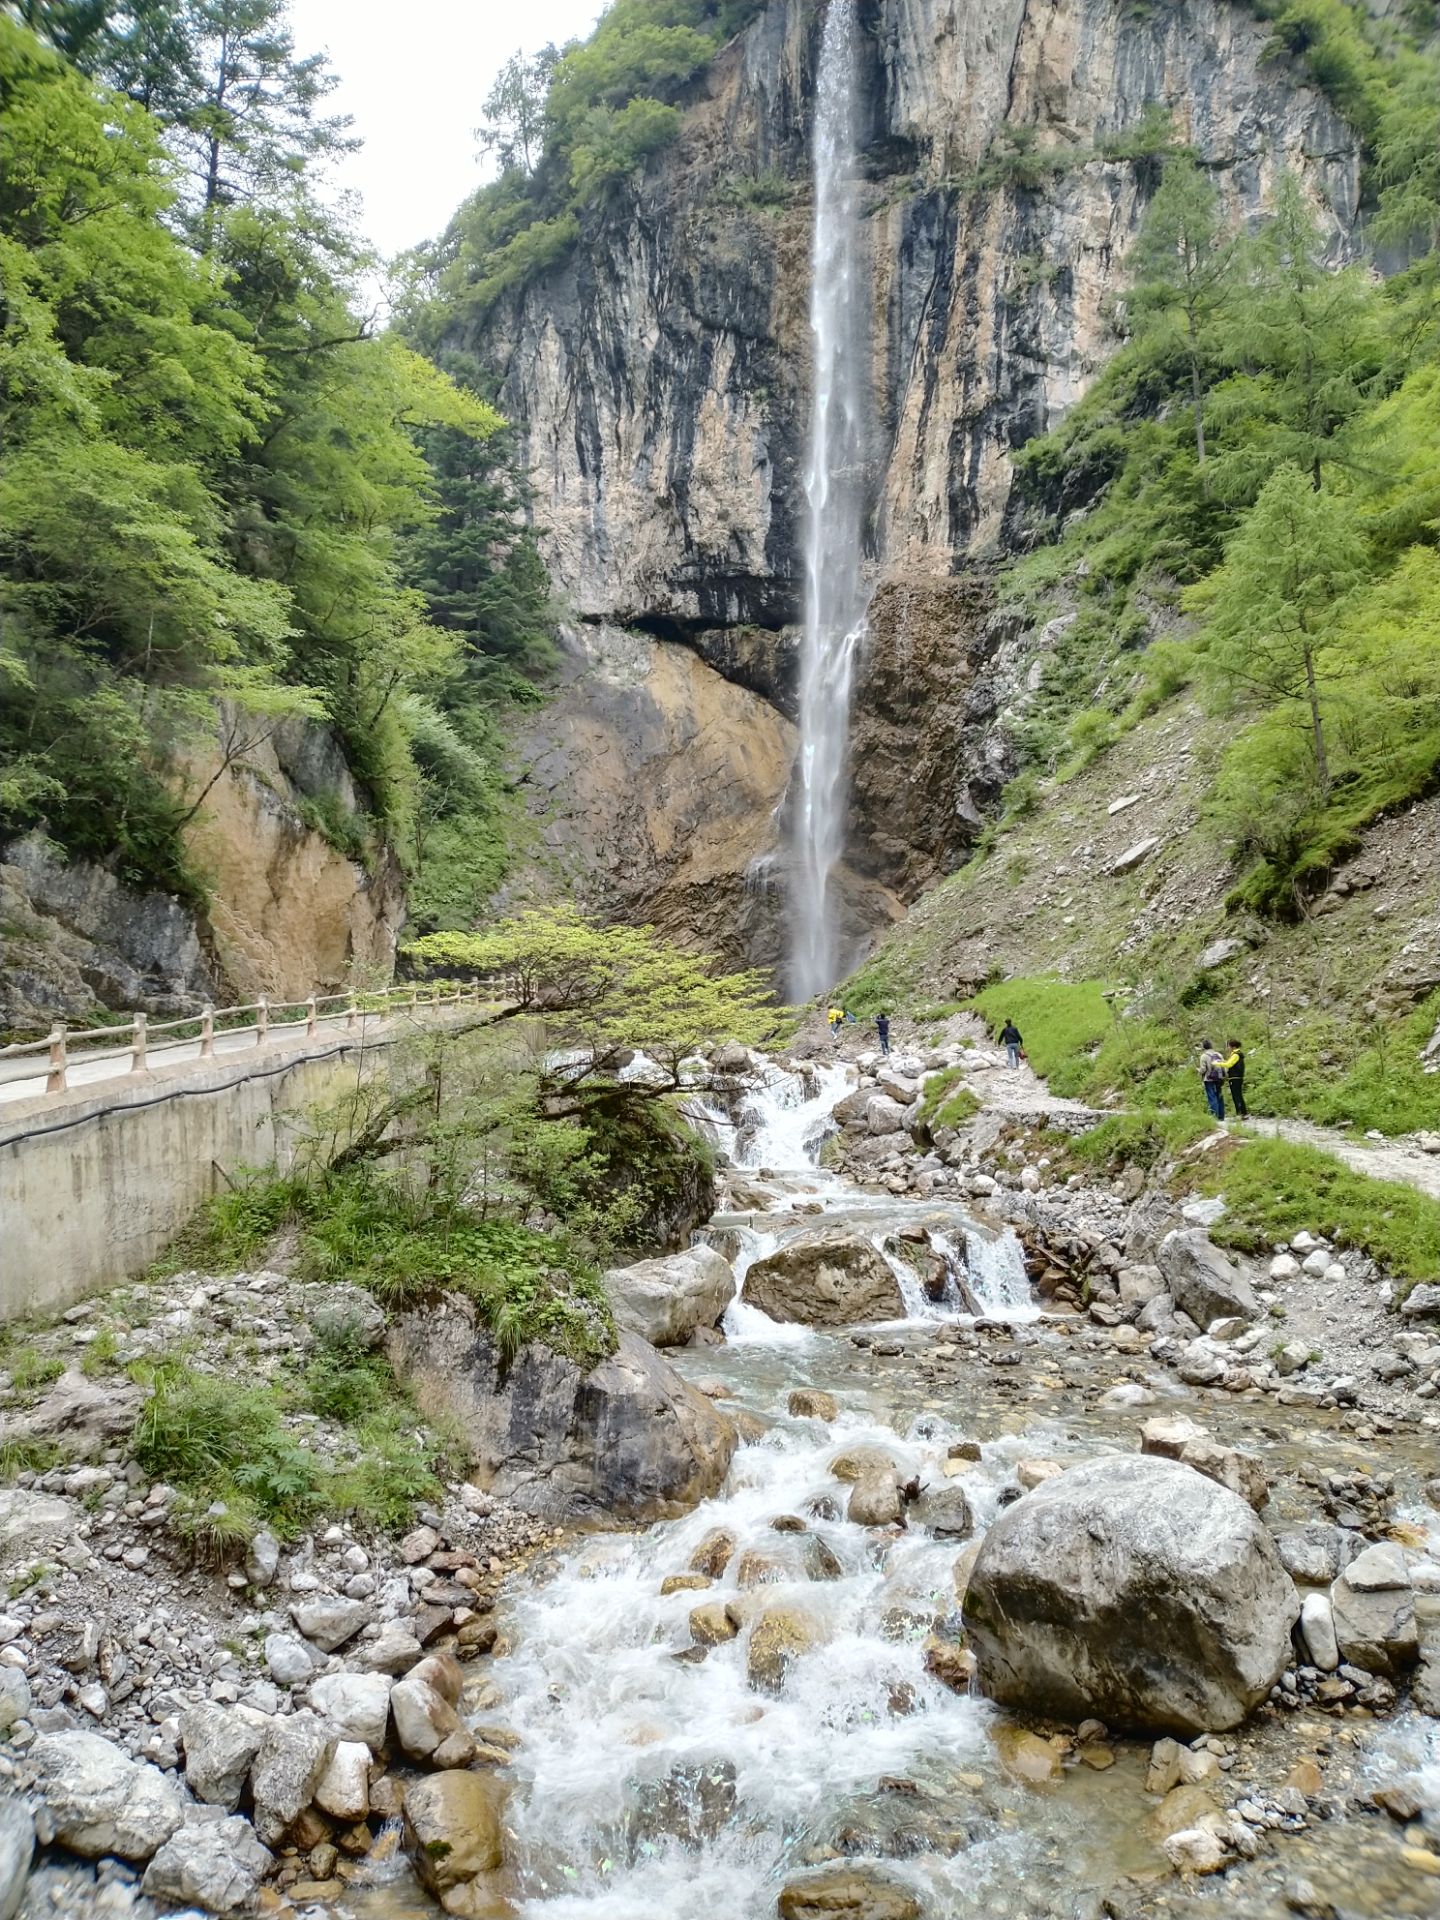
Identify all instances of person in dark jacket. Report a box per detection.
[1000,1020,1023,1069]
[876,1012,891,1057]
[1199,1039,1227,1120]
[1221,1040,1248,1118]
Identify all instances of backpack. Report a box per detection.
[1202,1054,1224,1084]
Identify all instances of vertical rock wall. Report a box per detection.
[471,0,1361,966]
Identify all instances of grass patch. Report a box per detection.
[80,1328,120,1378]
[162,1164,615,1368]
[0,1438,64,1482]
[969,978,1116,1095]
[1067,1109,1216,1171]
[915,1067,982,1133]
[5,1346,64,1395]
[840,954,919,1019]
[1193,1134,1440,1291]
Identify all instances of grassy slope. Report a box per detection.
[852,689,1440,1136]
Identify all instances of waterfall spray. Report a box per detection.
[791,0,870,1002]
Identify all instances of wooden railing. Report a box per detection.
[0,979,511,1097]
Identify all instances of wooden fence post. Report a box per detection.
[305,994,317,1036]
[46,1026,67,1095]
[200,1006,215,1060]
[131,1013,148,1075]
[256,997,269,1047]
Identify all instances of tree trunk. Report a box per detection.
[1187,305,1206,467]
[1303,640,1330,797]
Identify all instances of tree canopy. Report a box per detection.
[0,9,552,922]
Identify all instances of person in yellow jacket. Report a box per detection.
[1221,1040,1248,1118]
[827,1005,844,1041]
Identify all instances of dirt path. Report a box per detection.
[1244,1113,1440,1203]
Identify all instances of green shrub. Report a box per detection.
[1068,1109,1215,1170]
[6,1347,63,1395]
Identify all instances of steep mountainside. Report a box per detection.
[463,0,1360,963]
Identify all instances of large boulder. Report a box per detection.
[604,1245,735,1347]
[1328,1544,1418,1676]
[388,1301,737,1522]
[1158,1231,1258,1328]
[743,1230,904,1328]
[29,1730,183,1861]
[141,1814,272,1916]
[404,1771,505,1897]
[179,1704,266,1811]
[961,1455,1299,1733]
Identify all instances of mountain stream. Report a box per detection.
[351,1062,1440,1920]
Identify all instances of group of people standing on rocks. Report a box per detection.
[827,1006,891,1056]
[1199,1038,1248,1120]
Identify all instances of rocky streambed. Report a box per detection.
[2,1047,1439,1919]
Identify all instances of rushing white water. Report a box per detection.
[791,0,871,1001]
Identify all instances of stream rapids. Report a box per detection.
[352,1061,1440,1920]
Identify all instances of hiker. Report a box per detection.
[876,1012,891,1057]
[1222,1039,1248,1119]
[1199,1038,1228,1120]
[1000,1018,1023,1070]
[827,1005,844,1042]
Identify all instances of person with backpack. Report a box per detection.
[876,1012,891,1057]
[1221,1039,1248,1118]
[1000,1019,1024,1070]
[1199,1039,1227,1120]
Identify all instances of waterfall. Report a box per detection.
[790,0,871,1001]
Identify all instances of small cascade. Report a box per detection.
[733,1060,852,1174]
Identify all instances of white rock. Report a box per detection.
[1290,1232,1319,1253]
[290,1596,370,1652]
[1182,1197,1228,1228]
[249,1713,335,1847]
[1323,1263,1347,1284]
[308,1670,392,1752]
[0,1670,31,1733]
[180,1704,267,1811]
[263,1632,320,1687]
[1301,1250,1331,1277]
[1019,1167,1042,1193]
[0,1799,32,1920]
[244,1531,281,1588]
[1300,1593,1339,1672]
[1269,1255,1300,1281]
[29,1730,183,1861]
[1163,1827,1228,1874]
[314,1739,372,1822]
[141,1813,272,1915]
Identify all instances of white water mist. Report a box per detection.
[791,0,871,1001]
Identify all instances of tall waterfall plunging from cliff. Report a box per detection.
[790,0,870,1001]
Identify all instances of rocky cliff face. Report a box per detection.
[1,717,403,1032]
[477,0,1359,969]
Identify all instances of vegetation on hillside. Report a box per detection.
[404,0,768,337]
[159,909,771,1367]
[1002,0,1440,917]
[0,7,552,923]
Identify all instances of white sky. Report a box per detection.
[288,0,604,261]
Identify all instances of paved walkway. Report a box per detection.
[0,1016,335,1106]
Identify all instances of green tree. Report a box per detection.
[1220,174,1382,495]
[407,905,777,1111]
[1126,155,1238,466]
[476,46,558,176]
[1194,463,1367,797]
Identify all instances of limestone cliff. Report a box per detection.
[474,0,1359,963]
[1,717,403,1032]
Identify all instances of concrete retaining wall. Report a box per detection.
[0,1035,395,1325]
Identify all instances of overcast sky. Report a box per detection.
[288,0,604,261]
